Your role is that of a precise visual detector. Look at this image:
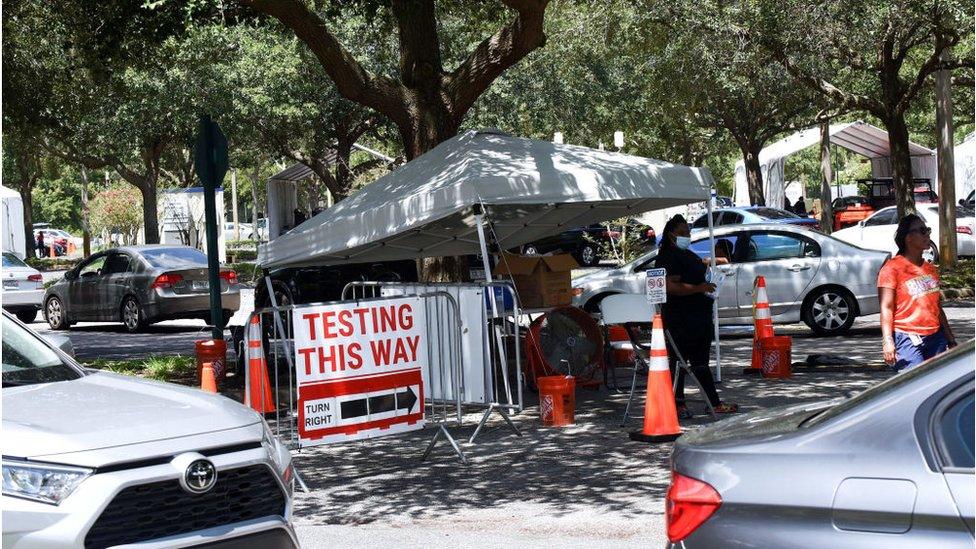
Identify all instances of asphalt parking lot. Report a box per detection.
[26,288,974,547]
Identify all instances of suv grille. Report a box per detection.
[84,465,286,549]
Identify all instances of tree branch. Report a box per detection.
[896,38,964,115]
[446,0,550,119]
[241,0,407,125]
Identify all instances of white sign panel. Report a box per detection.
[292,297,427,445]
[645,268,667,304]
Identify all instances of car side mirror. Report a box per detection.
[961,199,967,206]
[80,271,95,279]
[857,220,866,227]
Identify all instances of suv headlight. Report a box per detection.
[2,460,92,505]
[261,419,282,469]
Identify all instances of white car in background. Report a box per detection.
[2,252,44,323]
[2,312,298,547]
[223,222,255,241]
[833,204,975,258]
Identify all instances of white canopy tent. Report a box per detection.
[259,129,715,268]
[733,121,937,208]
[1,185,26,258]
[953,132,976,201]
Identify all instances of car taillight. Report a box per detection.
[151,273,183,289]
[219,270,238,284]
[646,229,655,238]
[956,226,972,235]
[27,274,42,282]
[666,471,722,542]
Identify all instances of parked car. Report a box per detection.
[831,195,874,231]
[43,245,242,333]
[715,195,734,208]
[2,251,44,323]
[665,340,974,547]
[573,223,888,335]
[520,224,622,267]
[31,229,69,257]
[690,206,821,231]
[256,259,419,309]
[1,312,298,547]
[961,190,975,209]
[833,204,975,259]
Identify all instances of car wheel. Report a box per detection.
[577,244,599,267]
[45,296,69,330]
[924,242,938,264]
[802,288,856,336]
[16,309,38,324]
[523,245,539,256]
[121,296,147,333]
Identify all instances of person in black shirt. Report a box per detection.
[654,214,738,417]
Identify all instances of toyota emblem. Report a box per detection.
[181,459,217,494]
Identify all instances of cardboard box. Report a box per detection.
[493,253,579,308]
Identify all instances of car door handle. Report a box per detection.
[788,264,811,272]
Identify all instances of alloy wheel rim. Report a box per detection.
[811,292,849,330]
[47,299,62,326]
[124,300,139,329]
[581,246,595,264]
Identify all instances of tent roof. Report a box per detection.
[0,185,21,200]
[749,121,934,166]
[258,130,713,268]
[269,151,338,182]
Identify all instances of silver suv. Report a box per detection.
[1,312,298,548]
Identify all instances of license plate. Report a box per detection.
[3,280,18,289]
[192,280,209,291]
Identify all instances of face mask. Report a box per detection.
[675,236,691,250]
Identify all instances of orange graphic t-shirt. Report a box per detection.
[877,255,941,336]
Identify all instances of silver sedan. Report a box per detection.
[666,340,974,547]
[572,223,889,335]
[43,245,241,332]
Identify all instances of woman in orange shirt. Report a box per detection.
[878,214,958,371]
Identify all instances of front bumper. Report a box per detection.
[2,289,44,310]
[2,443,294,549]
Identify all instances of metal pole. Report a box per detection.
[474,206,514,408]
[706,189,721,382]
[232,170,240,241]
[199,116,225,341]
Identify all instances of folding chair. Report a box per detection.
[599,294,717,426]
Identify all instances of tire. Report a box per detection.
[802,287,857,336]
[924,242,939,264]
[121,296,148,333]
[523,245,539,256]
[45,296,69,330]
[576,244,599,267]
[16,309,38,324]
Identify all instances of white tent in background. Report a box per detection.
[1,185,26,258]
[953,132,976,202]
[733,121,937,208]
[259,129,715,269]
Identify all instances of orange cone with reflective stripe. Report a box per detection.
[629,314,681,442]
[200,362,218,393]
[246,315,276,414]
[745,276,774,375]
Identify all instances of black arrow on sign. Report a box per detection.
[341,386,418,419]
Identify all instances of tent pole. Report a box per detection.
[475,206,515,409]
[706,189,721,383]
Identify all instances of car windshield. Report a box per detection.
[2,252,28,268]
[752,208,799,219]
[803,343,969,428]
[140,247,208,268]
[2,315,81,387]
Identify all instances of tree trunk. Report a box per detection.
[742,145,765,206]
[819,121,834,234]
[935,51,957,266]
[80,166,92,257]
[885,112,916,218]
[139,183,159,245]
[250,167,261,240]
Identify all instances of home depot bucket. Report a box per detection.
[538,375,576,426]
[759,336,792,379]
[196,339,228,381]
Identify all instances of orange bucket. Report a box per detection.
[538,375,576,426]
[759,336,792,379]
[196,339,228,381]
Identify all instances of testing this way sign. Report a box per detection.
[292,297,427,445]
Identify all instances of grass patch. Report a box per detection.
[939,258,974,290]
[85,355,197,384]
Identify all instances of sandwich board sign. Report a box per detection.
[292,297,427,445]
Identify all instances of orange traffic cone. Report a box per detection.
[48,244,56,258]
[200,362,218,393]
[629,314,682,443]
[245,315,276,414]
[745,276,774,375]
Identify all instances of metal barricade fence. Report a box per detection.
[341,281,524,443]
[244,288,469,463]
